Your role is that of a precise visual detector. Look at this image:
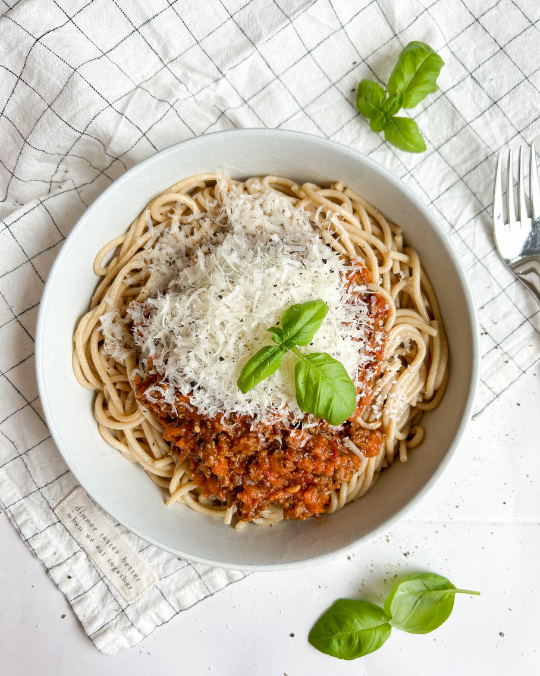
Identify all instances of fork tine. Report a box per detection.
[518,145,527,221]
[530,142,540,220]
[493,152,504,228]
[507,149,516,226]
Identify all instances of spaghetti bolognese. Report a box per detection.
[73,173,448,529]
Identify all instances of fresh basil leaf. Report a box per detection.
[384,573,480,634]
[237,345,287,393]
[356,80,387,121]
[384,117,426,153]
[280,299,329,347]
[267,326,283,344]
[387,41,445,109]
[309,599,391,660]
[382,92,403,116]
[294,351,356,426]
[369,112,388,133]
[369,93,403,132]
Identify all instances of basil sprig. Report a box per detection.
[309,572,479,660]
[237,300,357,426]
[356,41,444,153]
[308,600,391,660]
[384,573,481,634]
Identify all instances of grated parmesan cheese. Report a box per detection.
[125,182,376,424]
[100,311,134,362]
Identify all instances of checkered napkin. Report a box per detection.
[1,0,539,655]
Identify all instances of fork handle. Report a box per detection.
[511,256,540,306]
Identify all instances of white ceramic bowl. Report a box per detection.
[36,129,479,571]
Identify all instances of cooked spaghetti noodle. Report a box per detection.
[73,173,448,529]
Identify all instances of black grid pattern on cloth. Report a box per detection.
[1,0,539,654]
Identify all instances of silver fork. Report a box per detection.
[493,143,540,306]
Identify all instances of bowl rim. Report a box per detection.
[36,128,480,571]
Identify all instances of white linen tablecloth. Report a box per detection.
[0,0,539,654]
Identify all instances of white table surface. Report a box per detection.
[1,368,539,675]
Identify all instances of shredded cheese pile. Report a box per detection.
[110,184,378,424]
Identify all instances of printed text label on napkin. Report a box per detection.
[56,487,158,603]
